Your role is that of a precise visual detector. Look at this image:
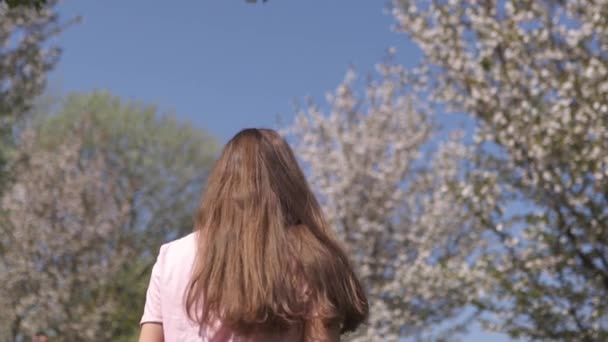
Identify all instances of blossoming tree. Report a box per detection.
[0,121,132,341]
[0,93,218,341]
[393,0,608,340]
[287,60,484,341]
[0,0,65,119]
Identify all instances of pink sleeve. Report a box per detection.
[140,244,167,324]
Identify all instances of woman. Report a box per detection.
[139,128,368,341]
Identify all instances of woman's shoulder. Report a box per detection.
[155,232,198,276]
[162,232,197,251]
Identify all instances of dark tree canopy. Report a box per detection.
[2,0,46,9]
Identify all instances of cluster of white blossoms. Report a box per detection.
[287,60,484,341]
[0,93,217,340]
[0,122,133,341]
[393,0,607,340]
[290,0,607,340]
[0,1,65,119]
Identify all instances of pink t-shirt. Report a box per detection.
[140,233,302,342]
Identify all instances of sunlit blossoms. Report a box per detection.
[394,0,608,339]
[0,1,65,119]
[0,122,133,341]
[287,61,484,341]
[0,93,218,340]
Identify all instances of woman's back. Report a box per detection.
[141,232,305,341]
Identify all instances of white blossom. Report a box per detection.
[0,1,71,120]
[393,0,608,339]
[0,122,132,341]
[286,62,483,341]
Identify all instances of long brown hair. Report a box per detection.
[185,128,367,338]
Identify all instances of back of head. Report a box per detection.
[185,128,367,336]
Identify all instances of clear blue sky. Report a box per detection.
[52,0,414,144]
[52,1,514,340]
